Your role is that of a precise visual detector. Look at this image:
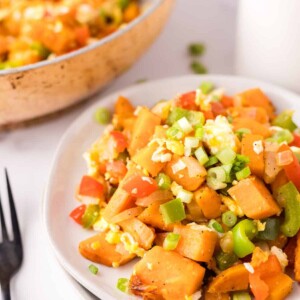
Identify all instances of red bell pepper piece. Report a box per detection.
[122,174,158,198]
[106,161,127,180]
[110,131,128,153]
[290,132,300,147]
[211,101,226,117]
[79,175,104,198]
[176,91,198,110]
[69,204,86,225]
[220,95,234,108]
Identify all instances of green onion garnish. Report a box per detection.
[156,173,171,190]
[94,107,111,125]
[200,81,214,95]
[194,147,209,165]
[166,126,184,140]
[208,219,224,233]
[236,166,251,180]
[160,198,186,225]
[194,125,204,140]
[232,292,252,300]
[116,278,129,293]
[222,211,237,227]
[88,264,99,275]
[216,147,237,165]
[191,61,207,74]
[189,43,205,56]
[204,156,219,168]
[163,233,181,251]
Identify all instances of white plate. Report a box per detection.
[44,74,300,300]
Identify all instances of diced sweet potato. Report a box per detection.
[132,142,166,176]
[186,198,205,222]
[79,232,135,267]
[173,224,218,262]
[264,142,282,184]
[164,156,207,191]
[234,88,275,119]
[271,170,289,198]
[154,232,168,247]
[118,217,155,250]
[194,185,222,219]
[264,273,293,300]
[241,134,265,178]
[113,96,135,129]
[138,200,175,231]
[207,264,249,293]
[228,106,269,124]
[295,231,300,281]
[233,118,271,138]
[128,107,161,156]
[204,292,230,300]
[129,246,205,300]
[228,176,281,219]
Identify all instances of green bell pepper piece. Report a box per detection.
[277,181,300,237]
[216,251,239,270]
[232,219,257,258]
[257,218,280,240]
[272,110,297,132]
[82,205,100,228]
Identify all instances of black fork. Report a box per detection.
[0,170,23,300]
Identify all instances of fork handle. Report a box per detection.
[1,281,10,300]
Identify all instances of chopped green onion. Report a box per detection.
[216,147,237,165]
[257,218,280,241]
[216,251,238,271]
[156,173,171,190]
[235,128,251,140]
[187,111,205,126]
[208,166,227,182]
[204,156,219,167]
[160,198,186,225]
[166,126,184,140]
[232,155,250,172]
[272,110,297,132]
[184,137,200,148]
[232,292,251,300]
[176,117,193,134]
[222,211,237,227]
[208,219,224,233]
[267,129,294,144]
[30,42,51,59]
[191,61,207,74]
[194,125,204,140]
[236,166,251,180]
[88,264,99,275]
[118,0,129,10]
[207,177,227,190]
[166,107,190,126]
[222,164,233,183]
[82,205,100,228]
[177,189,193,204]
[94,107,111,124]
[163,233,181,250]
[194,147,209,165]
[200,81,214,95]
[188,43,205,56]
[116,278,129,293]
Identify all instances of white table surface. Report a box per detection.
[0,0,237,299]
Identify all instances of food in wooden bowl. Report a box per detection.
[0,0,174,127]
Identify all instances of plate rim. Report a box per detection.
[43,74,300,299]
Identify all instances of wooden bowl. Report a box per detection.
[0,0,174,127]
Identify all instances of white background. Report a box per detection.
[0,0,237,299]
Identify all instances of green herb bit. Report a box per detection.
[216,147,236,165]
[163,233,181,251]
[94,107,111,125]
[160,198,186,225]
[195,147,209,165]
[216,251,238,271]
[166,126,184,140]
[88,264,99,275]
[272,110,298,132]
[236,166,251,181]
[266,129,294,144]
[208,219,224,233]
[200,81,214,95]
[156,173,171,190]
[204,156,219,168]
[188,43,205,56]
[82,205,100,228]
[191,61,207,74]
[117,278,129,293]
[257,218,280,241]
[222,211,237,227]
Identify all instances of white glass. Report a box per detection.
[235,0,300,93]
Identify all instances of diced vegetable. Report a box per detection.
[207,264,249,293]
[163,233,180,250]
[94,107,111,124]
[267,129,294,144]
[208,219,224,233]
[110,207,144,224]
[235,166,251,180]
[78,176,104,198]
[176,91,198,110]
[116,278,129,293]
[295,231,300,281]
[189,43,205,56]
[113,96,135,129]
[194,185,222,219]
[276,181,300,237]
[191,61,207,74]
[257,218,280,241]
[232,292,251,300]
[173,224,218,262]
[264,272,293,300]
[194,146,209,165]
[200,81,214,94]
[160,198,186,225]
[204,156,219,167]
[204,292,231,300]
[82,205,100,228]
[79,232,135,267]
[110,131,128,153]
[155,173,172,190]
[129,246,205,299]
[272,110,297,132]
[233,118,270,138]
[216,147,236,165]
[222,211,237,227]
[232,219,257,258]
[88,264,99,275]
[69,204,86,225]
[228,176,281,219]
[216,251,238,271]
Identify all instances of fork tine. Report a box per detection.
[0,193,9,241]
[5,169,21,244]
